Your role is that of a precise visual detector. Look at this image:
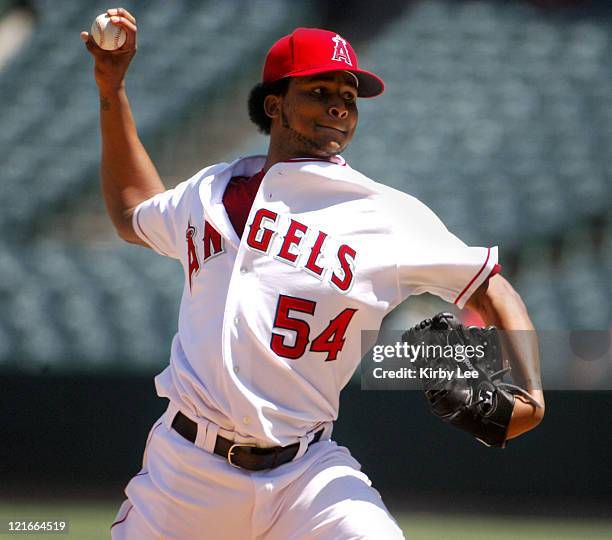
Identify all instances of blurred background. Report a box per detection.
[0,0,610,538]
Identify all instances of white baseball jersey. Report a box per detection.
[132,155,498,446]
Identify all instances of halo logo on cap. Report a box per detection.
[331,34,352,66]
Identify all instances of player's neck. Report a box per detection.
[263,142,334,173]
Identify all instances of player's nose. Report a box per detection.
[328,105,349,120]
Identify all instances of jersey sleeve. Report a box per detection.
[387,191,499,309]
[132,180,194,259]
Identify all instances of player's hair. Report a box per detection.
[248,78,290,135]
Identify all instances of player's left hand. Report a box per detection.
[402,313,544,448]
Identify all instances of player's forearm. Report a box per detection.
[475,277,542,388]
[470,275,544,439]
[469,276,545,436]
[99,86,165,237]
[470,275,532,331]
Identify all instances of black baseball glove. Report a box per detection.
[402,312,537,448]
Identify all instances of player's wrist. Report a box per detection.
[507,397,545,439]
[97,82,127,100]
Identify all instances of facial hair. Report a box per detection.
[280,103,340,156]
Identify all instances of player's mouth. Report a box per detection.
[316,124,348,136]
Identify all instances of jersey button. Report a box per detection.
[233,366,240,374]
[240,267,247,274]
[242,416,251,425]
[234,316,240,325]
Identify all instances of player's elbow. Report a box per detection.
[110,207,140,244]
[116,223,143,246]
[116,226,135,244]
[110,213,136,243]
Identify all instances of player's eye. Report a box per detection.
[343,92,356,103]
[312,87,324,96]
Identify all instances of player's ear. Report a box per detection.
[264,94,281,120]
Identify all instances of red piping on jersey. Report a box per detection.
[454,247,491,306]
[110,503,134,529]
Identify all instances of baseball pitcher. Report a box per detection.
[81,9,544,539]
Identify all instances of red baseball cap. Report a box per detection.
[262,28,384,98]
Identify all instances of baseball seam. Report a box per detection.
[113,25,121,48]
[95,17,104,49]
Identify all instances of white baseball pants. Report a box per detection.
[110,407,405,540]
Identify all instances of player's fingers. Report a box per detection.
[109,16,137,34]
[108,15,137,49]
[107,7,136,25]
[81,32,102,55]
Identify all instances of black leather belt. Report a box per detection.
[171,411,323,471]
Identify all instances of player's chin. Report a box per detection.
[313,135,350,156]
[316,141,343,156]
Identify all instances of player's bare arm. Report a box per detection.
[81,7,165,246]
[465,274,545,439]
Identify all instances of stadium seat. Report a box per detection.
[1,0,610,373]
[344,0,611,246]
[0,0,309,231]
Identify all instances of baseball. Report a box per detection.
[90,13,126,51]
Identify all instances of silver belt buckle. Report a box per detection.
[227,443,256,469]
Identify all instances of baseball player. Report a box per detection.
[81,8,544,539]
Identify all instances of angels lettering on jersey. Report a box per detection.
[186,220,224,291]
[185,209,357,294]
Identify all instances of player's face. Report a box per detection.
[274,72,358,158]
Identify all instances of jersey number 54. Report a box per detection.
[270,295,358,362]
